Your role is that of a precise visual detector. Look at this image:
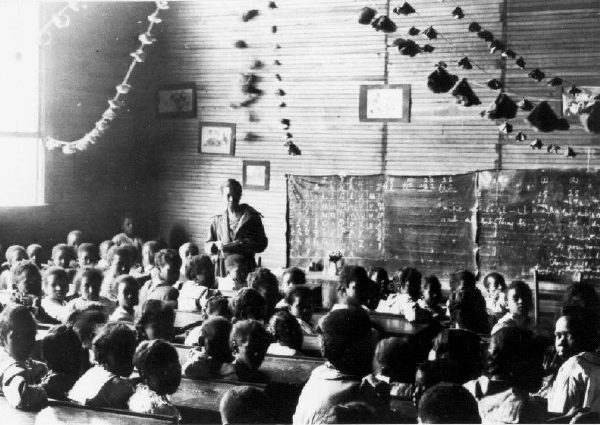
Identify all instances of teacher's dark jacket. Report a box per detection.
[205,204,268,277]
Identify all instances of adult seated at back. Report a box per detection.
[547,305,600,415]
[293,308,387,424]
[205,179,268,277]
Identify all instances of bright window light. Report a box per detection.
[0,3,43,206]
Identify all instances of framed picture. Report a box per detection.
[198,122,236,156]
[157,82,197,119]
[359,84,411,122]
[243,160,270,190]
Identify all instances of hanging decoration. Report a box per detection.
[39,2,87,46]
[45,1,169,154]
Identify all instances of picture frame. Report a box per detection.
[243,160,270,190]
[198,122,236,156]
[359,84,411,122]
[156,82,197,119]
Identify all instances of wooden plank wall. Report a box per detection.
[151,0,600,269]
[0,2,160,255]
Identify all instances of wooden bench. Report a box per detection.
[0,396,176,425]
[312,311,429,337]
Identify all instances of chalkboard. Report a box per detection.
[478,170,600,280]
[287,174,477,278]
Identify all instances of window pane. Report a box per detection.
[0,137,43,206]
[0,3,39,133]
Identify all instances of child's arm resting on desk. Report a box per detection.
[1,363,48,410]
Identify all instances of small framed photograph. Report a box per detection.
[359,84,411,122]
[198,122,236,156]
[243,160,270,190]
[157,82,197,119]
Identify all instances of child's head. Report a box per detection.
[422,275,442,305]
[205,295,233,321]
[268,310,303,351]
[67,230,83,249]
[42,325,84,375]
[487,327,543,393]
[99,240,115,262]
[323,401,382,424]
[429,328,483,382]
[562,281,600,312]
[65,305,108,350]
[224,254,249,287]
[483,272,506,294]
[107,246,133,277]
[137,300,176,341]
[417,383,481,424]
[199,316,234,363]
[185,254,216,288]
[395,267,422,300]
[286,286,314,324]
[115,275,140,309]
[373,336,416,383]
[506,280,533,317]
[51,243,75,269]
[0,304,37,361]
[155,249,182,286]
[449,270,477,294]
[77,243,99,267]
[142,241,159,269]
[230,320,271,370]
[219,386,273,424]
[179,242,200,268]
[231,288,267,323]
[247,267,280,319]
[75,266,103,301]
[93,321,137,377]
[338,265,371,306]
[281,267,306,291]
[26,244,44,268]
[5,245,27,265]
[43,266,69,303]
[413,359,465,408]
[120,216,134,236]
[321,308,374,376]
[134,339,182,396]
[12,260,42,297]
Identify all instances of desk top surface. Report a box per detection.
[312,311,429,336]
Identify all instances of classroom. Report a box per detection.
[1,0,599,423]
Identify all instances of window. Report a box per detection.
[0,3,44,206]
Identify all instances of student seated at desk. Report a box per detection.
[65,305,109,370]
[41,266,70,323]
[275,267,306,310]
[97,240,115,271]
[482,272,508,317]
[183,316,234,379]
[287,286,317,336]
[9,261,57,324]
[248,267,280,320]
[219,385,274,424]
[490,280,534,335]
[132,241,159,282]
[136,300,176,342]
[267,310,303,356]
[26,244,45,270]
[293,309,388,424]
[231,288,267,324]
[49,244,76,290]
[447,270,490,335]
[69,322,137,409]
[0,305,48,410]
[101,246,134,302]
[225,319,271,384]
[422,275,447,319]
[177,242,200,283]
[129,339,182,420]
[377,267,432,323]
[109,275,139,323]
[0,245,26,291]
[77,243,99,269]
[332,265,371,312]
[139,249,179,309]
[218,254,249,291]
[366,337,417,398]
[66,267,116,316]
[40,325,86,400]
[368,267,393,311]
[178,254,221,312]
[184,295,233,346]
[428,328,483,383]
[418,383,481,424]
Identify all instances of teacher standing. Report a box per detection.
[205,179,268,277]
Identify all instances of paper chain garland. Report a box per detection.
[360,1,600,158]
[44,1,169,154]
[39,2,87,46]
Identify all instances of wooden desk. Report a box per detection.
[174,310,203,331]
[170,378,265,412]
[173,344,323,386]
[301,335,321,356]
[312,311,429,337]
